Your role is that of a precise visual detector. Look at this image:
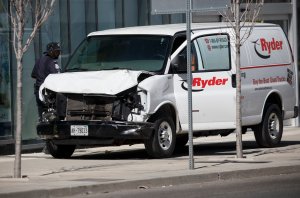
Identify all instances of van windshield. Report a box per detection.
[65,35,170,72]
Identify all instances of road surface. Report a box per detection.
[77,173,300,198]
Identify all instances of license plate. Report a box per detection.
[71,125,88,136]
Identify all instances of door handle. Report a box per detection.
[232,74,236,88]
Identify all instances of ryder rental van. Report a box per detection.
[37,23,298,158]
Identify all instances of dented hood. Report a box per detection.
[40,70,146,95]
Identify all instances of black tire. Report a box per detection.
[144,116,176,158]
[46,140,76,159]
[254,104,283,147]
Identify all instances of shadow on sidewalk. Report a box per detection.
[68,139,300,161]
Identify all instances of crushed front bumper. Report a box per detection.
[37,120,154,145]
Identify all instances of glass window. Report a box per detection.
[0,0,12,139]
[196,34,230,71]
[86,0,97,34]
[124,0,138,27]
[70,0,86,53]
[65,35,171,72]
[172,42,199,73]
[58,0,70,67]
[98,0,116,30]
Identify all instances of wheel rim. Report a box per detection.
[158,121,173,150]
[267,112,280,140]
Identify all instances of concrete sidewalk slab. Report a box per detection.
[0,127,299,197]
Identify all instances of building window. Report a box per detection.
[0,0,12,139]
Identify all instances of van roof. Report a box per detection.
[88,23,278,37]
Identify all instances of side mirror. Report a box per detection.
[171,54,187,73]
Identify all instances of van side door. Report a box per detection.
[172,33,236,131]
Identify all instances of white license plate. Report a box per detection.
[71,125,88,136]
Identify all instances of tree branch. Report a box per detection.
[22,0,56,53]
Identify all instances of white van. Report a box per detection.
[37,23,298,158]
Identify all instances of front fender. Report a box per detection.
[138,74,175,114]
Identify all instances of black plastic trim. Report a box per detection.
[37,120,154,143]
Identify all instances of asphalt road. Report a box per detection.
[76,173,300,198]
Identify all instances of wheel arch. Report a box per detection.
[147,102,178,132]
[262,91,283,119]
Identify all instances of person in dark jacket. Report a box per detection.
[31,42,61,121]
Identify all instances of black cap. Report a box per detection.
[46,42,61,53]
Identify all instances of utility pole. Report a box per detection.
[186,0,194,170]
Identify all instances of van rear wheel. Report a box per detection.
[254,104,283,147]
[46,140,76,159]
[144,116,176,158]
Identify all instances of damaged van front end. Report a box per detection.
[36,34,172,158]
[37,70,155,148]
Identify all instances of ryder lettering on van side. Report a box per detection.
[181,77,228,91]
[252,38,283,59]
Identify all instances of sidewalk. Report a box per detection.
[0,127,300,198]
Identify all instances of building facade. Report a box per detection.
[0,0,298,152]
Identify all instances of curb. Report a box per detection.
[2,164,300,198]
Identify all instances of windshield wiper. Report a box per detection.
[101,67,129,70]
[65,67,88,72]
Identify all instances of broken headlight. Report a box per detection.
[124,92,144,111]
[41,108,57,122]
[41,89,58,122]
[43,89,56,105]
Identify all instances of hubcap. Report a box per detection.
[158,121,172,150]
[268,112,279,139]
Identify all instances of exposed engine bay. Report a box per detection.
[41,87,144,123]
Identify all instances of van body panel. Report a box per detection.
[138,74,176,115]
[240,26,295,125]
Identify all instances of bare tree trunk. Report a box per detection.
[13,0,25,178]
[10,0,56,178]
[234,0,243,158]
[219,0,264,158]
[14,57,23,178]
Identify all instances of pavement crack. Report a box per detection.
[41,162,131,176]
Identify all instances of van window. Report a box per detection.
[171,35,186,54]
[172,43,199,73]
[196,34,230,71]
[65,35,171,72]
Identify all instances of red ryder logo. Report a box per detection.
[260,38,283,54]
[181,77,228,91]
[252,38,283,59]
[193,77,228,88]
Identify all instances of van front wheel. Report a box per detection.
[46,140,76,159]
[254,104,283,147]
[144,116,176,158]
